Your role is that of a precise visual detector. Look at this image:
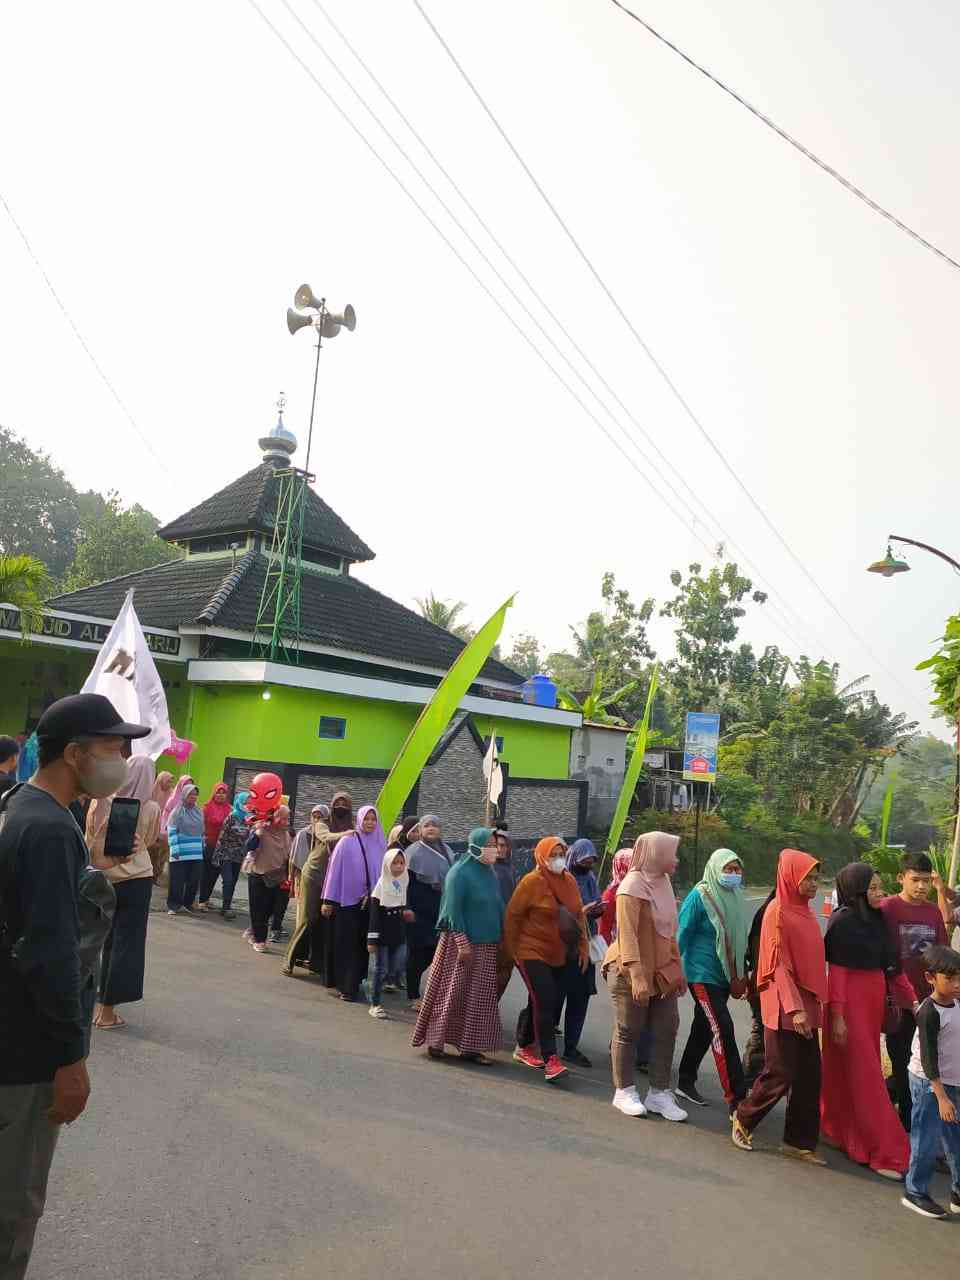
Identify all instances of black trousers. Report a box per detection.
[737,1027,821,1148]
[332,904,369,999]
[678,982,746,1107]
[248,874,282,944]
[270,889,290,932]
[198,845,220,904]
[99,877,152,1005]
[167,860,201,910]
[886,1007,918,1131]
[406,943,436,1000]
[556,956,595,1054]
[516,959,564,1061]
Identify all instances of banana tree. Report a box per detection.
[556,668,638,725]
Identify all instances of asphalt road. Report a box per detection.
[32,894,952,1280]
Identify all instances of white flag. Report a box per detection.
[81,589,171,760]
[483,733,503,807]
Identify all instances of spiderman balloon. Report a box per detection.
[244,772,284,824]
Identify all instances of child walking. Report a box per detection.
[901,945,960,1219]
[367,847,414,1019]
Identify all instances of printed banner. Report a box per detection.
[682,711,720,783]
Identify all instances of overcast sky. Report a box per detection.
[2,1,957,736]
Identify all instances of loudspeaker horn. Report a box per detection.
[294,283,323,311]
[286,307,314,335]
[326,303,356,332]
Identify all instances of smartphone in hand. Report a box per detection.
[104,797,140,858]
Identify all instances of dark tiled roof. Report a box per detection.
[156,464,375,563]
[49,553,523,685]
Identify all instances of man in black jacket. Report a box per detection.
[0,694,148,1279]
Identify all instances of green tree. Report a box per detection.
[917,612,960,724]
[660,553,767,714]
[415,592,469,636]
[62,493,178,591]
[0,425,107,581]
[0,553,53,635]
[545,572,655,720]
[505,632,543,677]
[861,735,955,847]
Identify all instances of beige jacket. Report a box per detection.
[601,895,684,1000]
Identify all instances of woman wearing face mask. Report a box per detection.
[196,782,232,913]
[166,784,204,914]
[321,805,386,1000]
[504,836,589,1083]
[86,756,162,1029]
[555,838,603,1067]
[242,804,293,954]
[602,831,688,1121]
[732,850,827,1161]
[404,814,456,1009]
[676,848,750,1111]
[412,826,504,1063]
[820,862,914,1179]
[283,804,332,977]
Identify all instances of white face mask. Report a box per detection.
[71,746,128,799]
[548,856,566,874]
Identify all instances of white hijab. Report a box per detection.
[371,848,408,909]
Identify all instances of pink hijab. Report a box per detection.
[610,848,633,888]
[161,774,195,834]
[617,831,680,939]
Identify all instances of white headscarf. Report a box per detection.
[371,847,408,909]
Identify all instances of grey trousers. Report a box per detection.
[607,970,679,1091]
[0,1083,60,1280]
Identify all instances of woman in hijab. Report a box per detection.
[598,848,633,945]
[166,784,204,914]
[494,828,518,1000]
[149,770,174,883]
[328,789,354,836]
[412,826,504,1063]
[554,838,603,1067]
[161,774,195,834]
[602,831,688,1121]
[243,804,293,954]
[405,813,456,1009]
[283,804,330,973]
[732,849,827,1161]
[210,790,251,920]
[321,804,386,1000]
[676,848,750,1111]
[820,862,914,1179]
[197,782,232,913]
[86,756,162,1029]
[505,836,589,1083]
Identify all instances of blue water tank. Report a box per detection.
[521,673,557,708]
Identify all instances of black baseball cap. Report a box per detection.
[36,694,150,742]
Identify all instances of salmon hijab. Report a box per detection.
[533,836,584,915]
[610,849,633,888]
[757,849,826,1003]
[152,770,174,807]
[161,774,194,833]
[617,831,680,939]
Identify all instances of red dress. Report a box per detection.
[820,964,912,1173]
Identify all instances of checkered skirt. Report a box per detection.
[411,932,502,1054]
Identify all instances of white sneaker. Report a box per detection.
[645,1088,688,1122]
[612,1087,647,1118]
[369,1005,388,1020]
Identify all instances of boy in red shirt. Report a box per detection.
[880,852,948,1131]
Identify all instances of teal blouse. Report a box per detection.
[436,856,504,944]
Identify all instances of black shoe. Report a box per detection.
[901,1192,947,1220]
[951,1190,960,1216]
[220,908,236,921]
[270,929,284,944]
[636,1061,649,1074]
[562,1048,592,1068]
[676,1081,709,1107]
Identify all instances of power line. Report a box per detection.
[0,190,170,474]
[409,0,927,713]
[607,0,960,274]
[285,0,837,661]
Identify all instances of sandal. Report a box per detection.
[96,1015,127,1030]
[427,1046,447,1060]
[459,1052,494,1065]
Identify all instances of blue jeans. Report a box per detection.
[367,943,407,1005]
[905,1073,960,1197]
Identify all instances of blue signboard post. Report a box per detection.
[682,711,720,784]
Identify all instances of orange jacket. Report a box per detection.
[503,868,588,968]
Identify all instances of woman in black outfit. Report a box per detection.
[404,814,455,1009]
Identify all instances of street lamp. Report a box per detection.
[867,534,960,578]
[868,533,960,888]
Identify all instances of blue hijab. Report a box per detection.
[566,838,600,930]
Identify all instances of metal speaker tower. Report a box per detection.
[251,285,356,663]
